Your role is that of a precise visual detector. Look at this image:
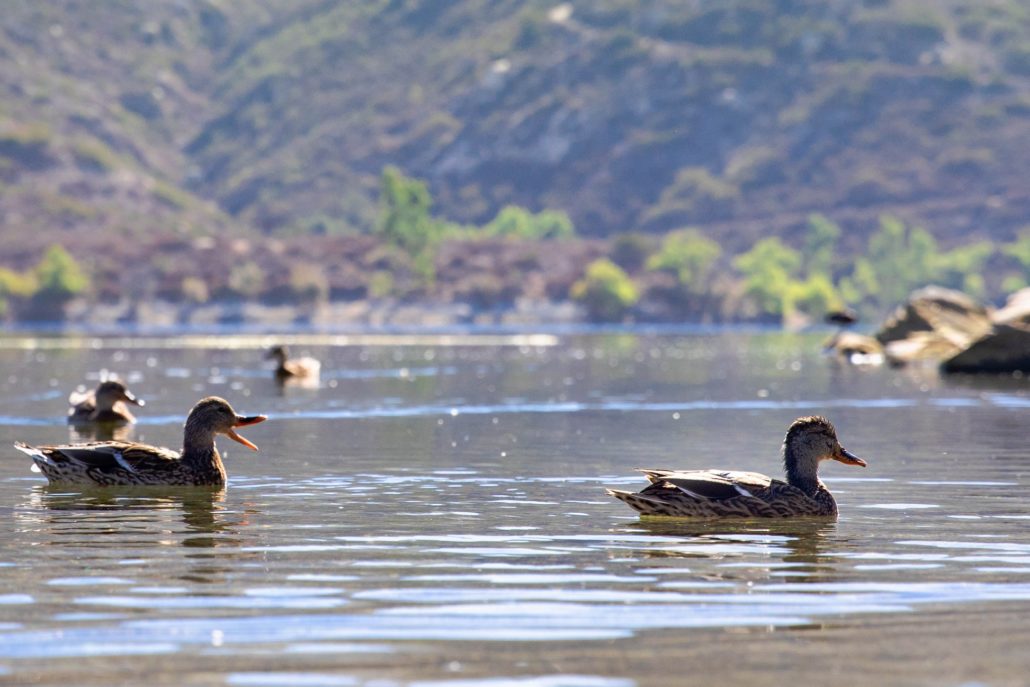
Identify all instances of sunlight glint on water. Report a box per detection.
[0,331,1029,684]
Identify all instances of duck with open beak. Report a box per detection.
[17,396,268,487]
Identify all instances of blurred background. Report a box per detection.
[1,0,1029,329]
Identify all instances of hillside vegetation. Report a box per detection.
[2,1,1030,323]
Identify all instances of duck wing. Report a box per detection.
[16,441,180,478]
[637,469,777,500]
[67,389,97,421]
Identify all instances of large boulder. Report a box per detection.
[940,288,1030,374]
[875,286,993,365]
[941,323,1030,374]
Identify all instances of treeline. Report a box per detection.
[573,214,1014,324]
[375,167,1028,324]
[6,167,1030,325]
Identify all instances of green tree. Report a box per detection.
[646,228,722,293]
[1002,227,1030,292]
[570,259,639,322]
[377,166,443,281]
[842,215,996,312]
[733,237,801,318]
[802,213,841,276]
[35,245,88,299]
[26,244,88,320]
[0,266,38,319]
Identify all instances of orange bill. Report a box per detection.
[835,446,867,467]
[227,414,267,451]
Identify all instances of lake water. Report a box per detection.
[1,329,1029,686]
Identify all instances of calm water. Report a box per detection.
[1,330,1029,686]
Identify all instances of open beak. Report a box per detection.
[834,446,867,467]
[122,391,144,407]
[226,414,267,451]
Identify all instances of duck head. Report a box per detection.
[266,345,288,365]
[95,380,144,411]
[184,396,267,452]
[783,416,865,489]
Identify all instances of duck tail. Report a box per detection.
[13,442,50,473]
[606,488,675,515]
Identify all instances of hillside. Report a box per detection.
[3,1,1030,246]
[2,1,1030,325]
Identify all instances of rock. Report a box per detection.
[875,286,993,365]
[991,287,1030,326]
[941,322,1030,374]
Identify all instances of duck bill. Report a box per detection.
[227,414,267,452]
[122,391,144,407]
[835,446,867,467]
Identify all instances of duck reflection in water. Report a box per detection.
[22,485,253,545]
[625,518,839,583]
[21,486,263,585]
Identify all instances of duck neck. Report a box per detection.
[182,426,220,465]
[783,446,822,496]
[94,393,116,412]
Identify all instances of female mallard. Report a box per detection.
[266,345,321,380]
[607,416,867,518]
[16,396,266,487]
[68,379,145,426]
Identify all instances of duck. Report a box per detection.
[67,379,145,425]
[823,330,885,366]
[266,345,321,380]
[606,416,867,518]
[15,396,266,487]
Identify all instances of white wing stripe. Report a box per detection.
[113,451,136,473]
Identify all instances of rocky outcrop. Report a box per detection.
[875,286,993,365]
[940,288,1030,374]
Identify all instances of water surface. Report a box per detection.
[1,330,1029,686]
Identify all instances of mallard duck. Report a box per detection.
[823,331,885,366]
[266,345,321,380]
[15,396,266,487]
[607,416,867,518]
[67,379,145,425]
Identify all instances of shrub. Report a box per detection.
[733,237,801,317]
[367,270,394,299]
[288,263,329,303]
[570,259,639,322]
[646,228,722,293]
[483,206,575,239]
[35,245,89,300]
[226,261,265,299]
[180,276,209,304]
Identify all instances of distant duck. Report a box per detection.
[68,379,145,426]
[17,396,266,487]
[607,416,867,518]
[266,345,321,380]
[823,330,886,366]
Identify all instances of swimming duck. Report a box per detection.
[823,331,885,366]
[607,416,867,518]
[16,396,266,487]
[68,379,145,425]
[266,345,321,380]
